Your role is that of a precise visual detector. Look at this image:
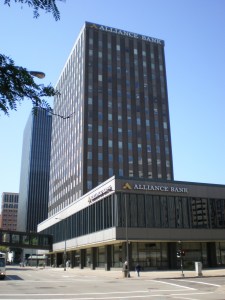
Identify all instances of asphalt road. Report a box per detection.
[0,266,225,300]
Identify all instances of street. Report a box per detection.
[0,266,225,299]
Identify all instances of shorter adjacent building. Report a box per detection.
[0,193,19,231]
[38,176,225,270]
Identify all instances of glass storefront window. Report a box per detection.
[216,242,225,265]
[22,235,29,245]
[96,246,105,268]
[132,242,166,270]
[2,233,10,243]
[181,242,202,268]
[86,248,91,267]
[111,244,123,268]
[74,251,80,267]
[12,234,20,244]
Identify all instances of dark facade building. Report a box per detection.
[49,22,173,217]
[17,109,52,232]
[38,22,225,271]
[0,192,18,231]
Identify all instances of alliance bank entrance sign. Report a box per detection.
[123,182,188,194]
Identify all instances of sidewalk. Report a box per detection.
[47,266,225,280]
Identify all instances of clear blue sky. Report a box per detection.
[0,0,225,209]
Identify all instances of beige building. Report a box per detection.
[0,192,19,231]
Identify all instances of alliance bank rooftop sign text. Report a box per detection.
[87,22,164,45]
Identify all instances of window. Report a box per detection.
[109,168,113,176]
[98,167,103,175]
[87,181,92,189]
[119,169,123,176]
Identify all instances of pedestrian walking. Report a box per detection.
[135,263,141,277]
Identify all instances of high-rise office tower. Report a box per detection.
[17,109,52,232]
[49,22,173,216]
[0,192,19,231]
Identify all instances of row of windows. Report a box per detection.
[0,232,52,247]
[3,204,18,209]
[2,194,18,202]
[42,194,225,243]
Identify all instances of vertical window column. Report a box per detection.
[125,38,133,178]
[116,37,123,176]
[142,43,152,178]
[107,35,113,177]
[97,32,103,183]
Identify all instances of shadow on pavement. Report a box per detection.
[5,275,24,280]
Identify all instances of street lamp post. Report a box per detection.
[63,219,67,271]
[178,240,184,277]
[124,193,130,277]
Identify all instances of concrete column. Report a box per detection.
[80,249,85,269]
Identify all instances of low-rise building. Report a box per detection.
[38,176,225,270]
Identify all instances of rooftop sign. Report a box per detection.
[87,22,164,45]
